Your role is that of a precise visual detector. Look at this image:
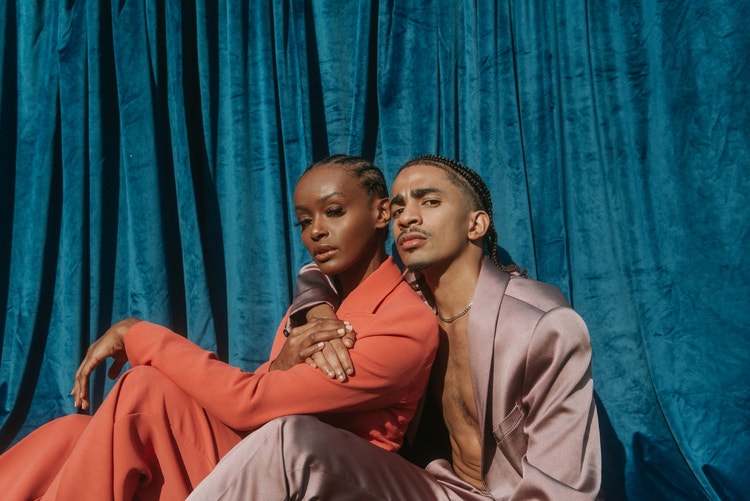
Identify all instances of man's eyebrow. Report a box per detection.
[391,187,442,207]
[413,187,441,198]
[390,194,405,206]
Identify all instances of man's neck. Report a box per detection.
[423,254,484,317]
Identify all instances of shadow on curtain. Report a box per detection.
[1,1,748,499]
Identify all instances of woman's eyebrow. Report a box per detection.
[295,191,345,211]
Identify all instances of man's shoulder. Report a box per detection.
[478,260,571,314]
[502,274,572,314]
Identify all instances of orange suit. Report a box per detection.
[0,257,438,500]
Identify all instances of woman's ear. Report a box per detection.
[468,210,490,241]
[375,197,391,229]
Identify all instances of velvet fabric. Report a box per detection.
[1,1,747,500]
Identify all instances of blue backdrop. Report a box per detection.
[1,1,748,499]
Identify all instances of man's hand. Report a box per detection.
[270,317,356,381]
[71,318,141,410]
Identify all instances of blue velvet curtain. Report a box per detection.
[1,1,747,499]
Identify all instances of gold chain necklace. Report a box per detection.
[437,302,473,323]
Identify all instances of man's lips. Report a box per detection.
[397,230,427,250]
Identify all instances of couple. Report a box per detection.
[0,154,601,500]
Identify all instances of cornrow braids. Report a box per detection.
[400,154,526,277]
[307,154,388,201]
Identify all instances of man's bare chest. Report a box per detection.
[434,328,480,430]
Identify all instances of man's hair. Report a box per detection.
[400,154,525,276]
[307,154,388,201]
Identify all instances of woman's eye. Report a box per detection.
[295,219,311,229]
[326,206,345,217]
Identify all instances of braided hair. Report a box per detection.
[307,154,388,201]
[399,154,526,276]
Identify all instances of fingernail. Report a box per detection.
[318,342,324,348]
[337,328,345,335]
[345,324,353,331]
[344,339,353,347]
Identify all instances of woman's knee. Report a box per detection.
[118,365,165,386]
[109,366,183,416]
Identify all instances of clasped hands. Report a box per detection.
[270,313,356,382]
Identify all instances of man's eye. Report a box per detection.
[424,199,440,206]
[392,207,404,217]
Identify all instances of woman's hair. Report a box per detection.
[399,154,525,276]
[306,154,388,201]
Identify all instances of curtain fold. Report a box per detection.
[1,1,747,499]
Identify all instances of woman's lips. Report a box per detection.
[313,246,337,261]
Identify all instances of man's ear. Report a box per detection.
[375,197,391,228]
[468,210,490,241]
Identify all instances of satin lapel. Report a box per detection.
[467,258,510,434]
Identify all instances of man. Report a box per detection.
[189,155,601,500]
[0,155,438,500]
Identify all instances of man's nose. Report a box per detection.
[396,205,420,227]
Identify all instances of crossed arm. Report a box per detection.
[72,310,355,411]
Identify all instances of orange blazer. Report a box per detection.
[125,257,438,452]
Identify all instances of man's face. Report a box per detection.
[293,166,382,277]
[390,164,472,273]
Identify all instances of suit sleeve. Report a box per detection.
[287,262,341,328]
[124,301,437,433]
[513,307,601,500]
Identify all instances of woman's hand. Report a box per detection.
[270,317,356,381]
[303,304,356,381]
[71,318,141,410]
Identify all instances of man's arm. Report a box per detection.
[287,262,340,327]
[514,307,601,499]
[285,264,355,380]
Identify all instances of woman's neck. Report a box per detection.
[336,246,388,299]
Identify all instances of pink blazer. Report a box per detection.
[468,257,601,499]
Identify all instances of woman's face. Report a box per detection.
[293,165,386,279]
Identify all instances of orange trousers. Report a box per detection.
[0,366,243,501]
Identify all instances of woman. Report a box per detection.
[0,155,438,500]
